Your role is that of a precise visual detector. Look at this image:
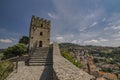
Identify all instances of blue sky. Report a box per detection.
[0,0,120,48]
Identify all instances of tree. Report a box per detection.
[94,58,99,63]
[19,36,29,45]
[3,43,27,59]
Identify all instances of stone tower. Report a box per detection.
[29,15,50,50]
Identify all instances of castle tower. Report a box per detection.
[29,15,51,50]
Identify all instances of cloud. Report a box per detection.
[104,27,109,31]
[99,38,108,42]
[56,36,64,40]
[50,0,120,47]
[104,26,120,30]
[90,22,98,27]
[111,26,120,30]
[104,13,120,31]
[0,28,21,48]
[51,0,105,33]
[84,38,108,44]
[71,40,77,44]
[54,36,65,43]
[115,38,120,41]
[102,13,120,44]
[84,39,99,43]
[48,13,58,19]
[0,39,13,43]
[0,28,22,37]
[71,39,81,44]
[102,18,106,22]
[112,32,120,37]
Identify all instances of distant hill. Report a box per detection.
[59,43,115,51]
[59,43,81,48]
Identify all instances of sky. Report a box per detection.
[0,0,120,48]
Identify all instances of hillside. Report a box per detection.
[59,43,120,80]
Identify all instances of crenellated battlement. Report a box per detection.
[31,15,50,28]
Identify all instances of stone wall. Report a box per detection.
[53,42,95,80]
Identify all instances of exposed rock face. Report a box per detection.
[53,42,95,80]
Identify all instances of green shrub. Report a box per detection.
[102,67,112,73]
[0,60,14,80]
[3,43,27,59]
[19,36,29,45]
[61,49,82,68]
[94,58,99,63]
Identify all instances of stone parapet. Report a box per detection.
[53,42,95,80]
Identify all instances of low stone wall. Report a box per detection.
[53,42,95,80]
[3,55,29,62]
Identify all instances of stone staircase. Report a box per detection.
[29,47,53,66]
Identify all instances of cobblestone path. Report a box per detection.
[5,61,45,80]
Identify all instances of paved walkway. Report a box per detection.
[6,61,45,80]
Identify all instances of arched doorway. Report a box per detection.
[39,41,42,47]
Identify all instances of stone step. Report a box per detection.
[30,59,52,62]
[35,48,49,51]
[32,56,51,58]
[29,60,52,62]
[35,48,49,50]
[33,52,49,54]
[30,57,52,59]
[30,57,52,60]
[29,47,53,66]
[32,54,48,56]
[29,60,52,63]
[31,56,50,58]
[29,63,52,66]
[32,53,51,55]
[34,51,49,53]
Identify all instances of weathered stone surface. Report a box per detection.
[5,61,45,80]
[53,42,95,80]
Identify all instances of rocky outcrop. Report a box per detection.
[53,42,95,80]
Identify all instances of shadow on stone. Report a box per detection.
[39,46,54,80]
[39,46,59,80]
[39,65,53,80]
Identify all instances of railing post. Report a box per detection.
[15,56,19,73]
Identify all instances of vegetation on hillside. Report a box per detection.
[3,43,27,59]
[0,36,29,79]
[0,36,29,60]
[59,43,120,73]
[60,48,83,68]
[109,48,120,66]
[0,61,14,80]
[59,43,81,49]
[18,36,29,45]
[0,49,5,58]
